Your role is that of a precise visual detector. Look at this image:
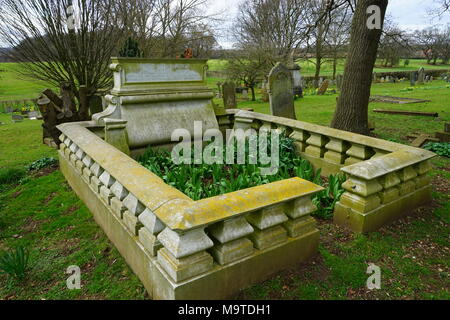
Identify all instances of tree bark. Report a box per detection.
[250,86,256,101]
[331,0,388,135]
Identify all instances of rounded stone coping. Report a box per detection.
[230,110,412,153]
[155,178,324,230]
[230,110,436,180]
[341,149,435,180]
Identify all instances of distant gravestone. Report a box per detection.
[12,114,24,123]
[410,72,416,86]
[222,82,237,109]
[317,79,330,95]
[268,63,296,120]
[380,77,385,82]
[373,73,377,82]
[28,111,40,119]
[417,67,425,84]
[241,88,249,100]
[430,76,433,82]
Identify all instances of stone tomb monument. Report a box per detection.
[93,58,218,155]
[268,63,296,120]
[222,81,237,109]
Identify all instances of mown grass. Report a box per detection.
[0,64,449,300]
[207,58,450,77]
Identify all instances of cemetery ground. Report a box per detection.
[0,76,449,300]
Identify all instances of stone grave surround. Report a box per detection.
[57,58,436,300]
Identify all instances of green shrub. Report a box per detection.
[0,246,30,282]
[423,142,450,157]
[28,157,58,171]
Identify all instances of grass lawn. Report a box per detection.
[0,67,449,299]
[207,58,450,77]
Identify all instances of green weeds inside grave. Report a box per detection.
[138,135,345,219]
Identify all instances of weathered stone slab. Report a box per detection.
[222,82,237,109]
[268,63,296,120]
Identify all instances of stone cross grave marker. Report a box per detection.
[268,62,296,120]
[317,79,330,95]
[222,82,237,109]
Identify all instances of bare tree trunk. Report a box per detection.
[250,86,256,101]
[314,24,324,88]
[332,51,338,80]
[331,0,388,135]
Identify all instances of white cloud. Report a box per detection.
[210,0,450,48]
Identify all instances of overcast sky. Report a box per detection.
[208,0,450,49]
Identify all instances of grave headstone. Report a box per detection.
[410,71,416,86]
[28,111,40,119]
[242,88,249,100]
[373,73,377,82]
[317,79,330,95]
[380,77,385,82]
[430,76,433,82]
[222,82,237,109]
[417,67,425,84]
[268,62,296,120]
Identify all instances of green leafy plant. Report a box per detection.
[312,173,347,220]
[28,157,58,171]
[423,142,450,158]
[138,133,343,219]
[0,246,30,283]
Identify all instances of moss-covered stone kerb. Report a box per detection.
[58,121,325,295]
[59,132,167,257]
[227,110,436,232]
